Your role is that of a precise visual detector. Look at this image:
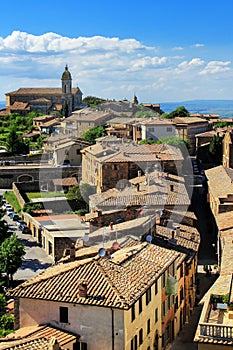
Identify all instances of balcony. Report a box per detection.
[196,293,233,344]
[199,323,233,341]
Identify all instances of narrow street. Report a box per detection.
[171,179,218,349]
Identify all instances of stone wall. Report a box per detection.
[0,166,79,189]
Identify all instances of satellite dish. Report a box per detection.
[112,241,119,250]
[83,234,89,243]
[146,235,152,243]
[98,247,106,257]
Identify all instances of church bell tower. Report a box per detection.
[61,64,73,116]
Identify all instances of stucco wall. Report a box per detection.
[18,298,124,350]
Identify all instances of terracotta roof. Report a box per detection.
[6,87,79,96]
[0,324,78,349]
[205,166,233,199]
[90,173,189,209]
[154,223,200,261]
[67,108,112,122]
[133,117,174,126]
[8,242,179,309]
[173,117,208,125]
[9,101,30,110]
[40,118,61,127]
[53,177,78,187]
[215,211,233,231]
[83,142,183,163]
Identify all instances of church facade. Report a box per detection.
[5,65,83,116]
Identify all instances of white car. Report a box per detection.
[2,204,12,211]
[6,208,14,216]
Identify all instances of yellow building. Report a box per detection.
[8,238,187,350]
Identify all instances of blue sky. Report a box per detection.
[0,0,233,103]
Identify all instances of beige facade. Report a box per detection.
[9,240,192,350]
[81,142,183,193]
[222,130,233,168]
[172,117,211,155]
[60,108,113,137]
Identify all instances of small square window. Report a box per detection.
[59,306,68,323]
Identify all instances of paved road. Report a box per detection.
[171,182,218,349]
[4,215,53,282]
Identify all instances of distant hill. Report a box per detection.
[0,99,233,118]
[160,100,233,118]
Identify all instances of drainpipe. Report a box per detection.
[111,307,115,350]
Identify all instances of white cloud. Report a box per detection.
[178,58,205,70]
[199,60,231,75]
[0,31,232,103]
[191,43,205,48]
[172,46,184,51]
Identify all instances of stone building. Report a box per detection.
[81,142,184,193]
[5,65,82,116]
[222,130,233,168]
[7,236,189,350]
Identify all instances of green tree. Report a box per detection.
[66,184,87,210]
[0,293,6,314]
[82,96,104,107]
[156,136,191,153]
[163,106,190,119]
[0,314,14,337]
[0,220,11,245]
[82,126,106,144]
[0,233,25,285]
[62,101,69,118]
[5,127,28,154]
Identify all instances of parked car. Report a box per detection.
[17,220,27,227]
[22,226,32,234]
[6,208,14,216]
[2,204,12,211]
[9,213,19,221]
[57,159,71,167]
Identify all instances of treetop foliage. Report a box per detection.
[162,106,190,119]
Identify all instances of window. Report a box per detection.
[155,308,158,323]
[139,296,142,314]
[74,342,87,350]
[59,306,68,323]
[175,296,178,312]
[139,328,143,345]
[167,126,172,132]
[146,287,151,305]
[147,319,150,334]
[131,304,135,322]
[180,287,184,303]
[154,280,158,295]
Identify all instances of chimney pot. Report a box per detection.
[78,281,88,298]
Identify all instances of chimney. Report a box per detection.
[174,225,180,236]
[171,230,175,239]
[78,281,88,298]
[70,243,76,261]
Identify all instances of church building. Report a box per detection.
[4,65,83,116]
